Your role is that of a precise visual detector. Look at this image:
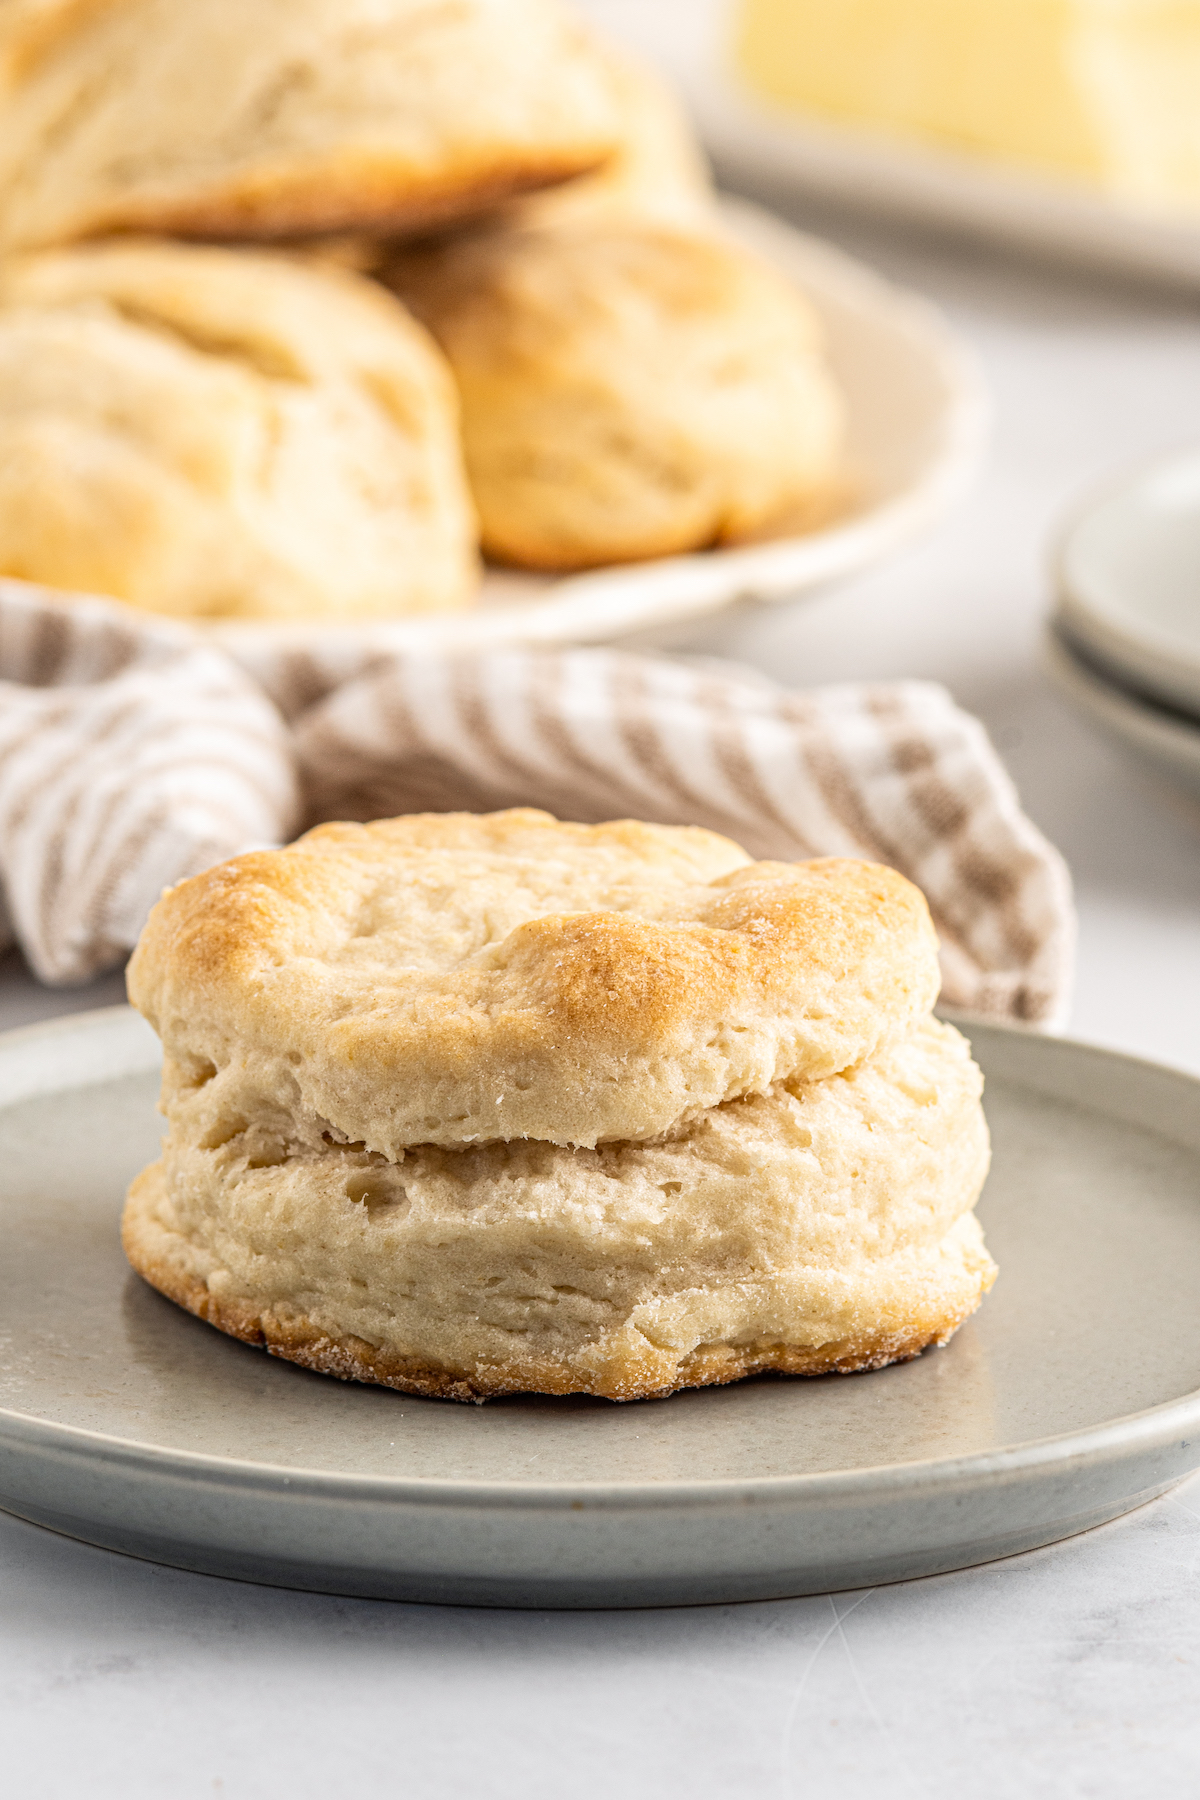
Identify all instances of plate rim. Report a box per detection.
[3,1368,1199,1513]
[4,1007,1200,1511]
[1052,444,1200,716]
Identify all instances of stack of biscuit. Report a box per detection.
[0,0,846,619]
[123,810,995,1402]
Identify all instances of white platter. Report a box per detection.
[579,0,1200,289]
[1043,626,1200,805]
[210,198,986,665]
[3,1006,1200,1609]
[1055,449,1200,721]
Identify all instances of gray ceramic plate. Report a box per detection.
[3,1006,1200,1610]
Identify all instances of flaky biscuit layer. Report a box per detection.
[128,809,942,1151]
[123,1016,994,1402]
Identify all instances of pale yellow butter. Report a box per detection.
[736,0,1200,210]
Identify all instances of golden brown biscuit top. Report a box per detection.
[129,808,942,1151]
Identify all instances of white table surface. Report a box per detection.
[6,18,1200,1794]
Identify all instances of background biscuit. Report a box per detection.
[0,0,621,252]
[507,43,715,232]
[0,238,478,619]
[383,222,846,570]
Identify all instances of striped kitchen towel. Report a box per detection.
[0,579,1074,1021]
[0,581,299,984]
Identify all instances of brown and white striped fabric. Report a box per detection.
[0,579,1074,1021]
[0,581,298,983]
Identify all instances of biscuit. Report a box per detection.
[122,1015,994,1402]
[0,0,620,253]
[381,222,846,570]
[127,808,942,1153]
[0,238,478,619]
[508,44,714,231]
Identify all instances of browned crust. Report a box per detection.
[64,149,615,250]
[122,1193,988,1407]
[127,812,941,1154]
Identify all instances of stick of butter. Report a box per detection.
[736,0,1200,211]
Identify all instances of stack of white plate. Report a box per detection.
[1047,449,1200,801]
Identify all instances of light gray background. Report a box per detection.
[4,3,1200,1790]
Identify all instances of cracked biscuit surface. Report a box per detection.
[0,238,477,618]
[127,808,943,1153]
[0,0,620,253]
[123,1016,995,1402]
